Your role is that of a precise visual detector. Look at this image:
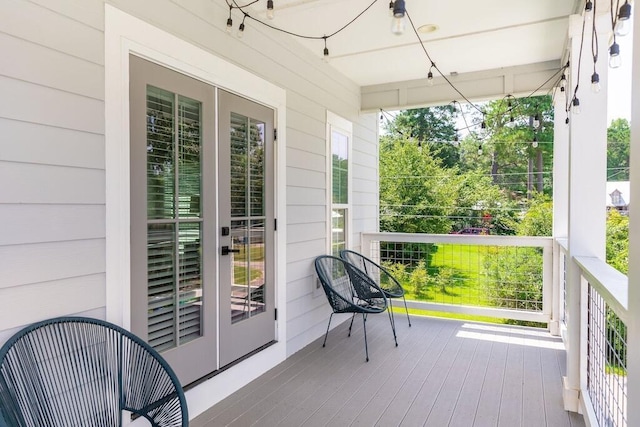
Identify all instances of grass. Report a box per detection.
[234,265,262,283]
[235,244,265,262]
[403,244,490,307]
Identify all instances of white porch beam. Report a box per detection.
[564,12,609,414]
[360,60,561,112]
[627,3,640,426]
[551,88,569,336]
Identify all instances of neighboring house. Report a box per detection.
[606,181,630,213]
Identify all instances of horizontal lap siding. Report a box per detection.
[0,0,107,339]
[0,0,379,359]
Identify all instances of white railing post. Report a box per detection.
[550,240,561,336]
[626,3,640,426]
[563,10,609,413]
[543,244,554,331]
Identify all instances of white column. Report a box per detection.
[563,12,609,412]
[626,4,640,426]
[551,88,569,337]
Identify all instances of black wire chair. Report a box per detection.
[0,316,188,427]
[341,249,411,328]
[314,255,397,362]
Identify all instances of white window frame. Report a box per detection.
[326,111,353,257]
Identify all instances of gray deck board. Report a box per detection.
[193,315,585,427]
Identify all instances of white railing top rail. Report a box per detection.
[362,232,553,248]
[555,237,568,252]
[574,255,629,324]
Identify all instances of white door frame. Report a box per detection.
[104,4,287,418]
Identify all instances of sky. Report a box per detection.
[607,24,633,124]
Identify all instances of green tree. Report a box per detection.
[607,118,630,181]
[391,106,459,168]
[606,209,629,274]
[379,136,458,233]
[514,193,553,236]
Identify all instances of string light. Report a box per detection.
[585,0,593,20]
[532,135,539,148]
[609,41,621,68]
[559,74,567,91]
[427,62,435,86]
[226,6,233,33]
[572,96,581,114]
[532,114,540,129]
[389,1,395,17]
[614,1,632,36]
[266,0,275,20]
[238,15,246,38]
[322,36,330,62]
[591,72,601,93]
[478,144,483,155]
[391,0,406,35]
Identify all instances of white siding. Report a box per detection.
[0,0,107,336]
[0,0,379,366]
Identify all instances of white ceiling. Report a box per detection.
[243,0,581,87]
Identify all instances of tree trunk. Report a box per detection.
[536,148,543,193]
[527,157,534,199]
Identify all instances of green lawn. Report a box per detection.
[402,244,490,307]
[235,244,265,262]
[233,265,262,284]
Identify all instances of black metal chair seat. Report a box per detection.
[341,249,412,327]
[314,256,397,362]
[0,317,188,427]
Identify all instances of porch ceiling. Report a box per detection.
[246,0,581,88]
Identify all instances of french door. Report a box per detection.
[218,90,275,367]
[129,56,275,385]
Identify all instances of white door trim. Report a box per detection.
[104,4,287,419]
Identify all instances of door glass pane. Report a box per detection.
[230,113,248,217]
[228,111,267,325]
[146,86,204,352]
[332,130,349,204]
[178,222,202,344]
[147,86,175,220]
[178,96,202,218]
[229,220,266,324]
[148,223,176,352]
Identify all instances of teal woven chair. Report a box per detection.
[315,256,397,362]
[0,317,188,427]
[341,249,411,328]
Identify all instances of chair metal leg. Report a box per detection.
[348,313,356,337]
[388,298,397,331]
[402,294,411,327]
[322,313,334,347]
[386,304,398,347]
[362,313,369,362]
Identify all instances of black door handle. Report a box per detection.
[221,246,241,255]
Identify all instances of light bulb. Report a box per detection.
[323,47,330,63]
[389,1,395,17]
[615,19,631,36]
[478,145,483,155]
[572,97,581,115]
[391,0,405,35]
[533,114,540,128]
[267,0,274,19]
[226,17,233,34]
[585,1,593,21]
[391,16,405,35]
[591,72,601,93]
[532,140,539,148]
[560,74,567,89]
[427,71,434,86]
[565,117,570,125]
[237,22,245,38]
[609,42,622,68]
[615,2,632,36]
[481,120,486,129]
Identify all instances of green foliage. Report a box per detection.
[409,260,429,297]
[606,209,629,274]
[379,137,458,233]
[391,106,459,167]
[607,118,630,180]
[514,193,553,237]
[482,247,543,311]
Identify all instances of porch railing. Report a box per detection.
[361,232,629,427]
[361,232,554,324]
[573,256,628,427]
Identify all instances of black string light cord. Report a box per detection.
[227,0,380,44]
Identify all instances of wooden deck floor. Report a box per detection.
[192,314,585,427]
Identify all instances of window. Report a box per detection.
[327,111,353,256]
